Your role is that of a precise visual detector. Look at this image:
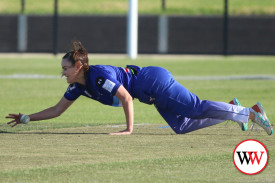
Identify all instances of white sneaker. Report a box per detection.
[250,102,273,135]
[229,98,248,131]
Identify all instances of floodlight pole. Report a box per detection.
[127,0,138,59]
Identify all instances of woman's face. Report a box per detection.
[61,59,78,84]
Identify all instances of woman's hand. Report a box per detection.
[6,113,23,127]
[5,97,74,128]
[109,129,132,135]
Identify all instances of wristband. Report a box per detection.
[20,115,30,124]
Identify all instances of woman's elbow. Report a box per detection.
[122,95,133,104]
[126,95,133,102]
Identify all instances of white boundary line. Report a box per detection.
[1,53,274,59]
[174,75,275,80]
[0,74,61,79]
[1,74,275,80]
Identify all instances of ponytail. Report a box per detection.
[63,40,90,72]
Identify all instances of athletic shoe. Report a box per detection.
[229,98,248,131]
[250,102,273,135]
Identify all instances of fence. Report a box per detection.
[0,0,274,55]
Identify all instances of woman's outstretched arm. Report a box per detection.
[6,97,74,127]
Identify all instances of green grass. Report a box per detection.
[0,55,275,182]
[1,0,275,15]
[0,126,275,182]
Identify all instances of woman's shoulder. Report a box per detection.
[89,65,118,74]
[86,65,114,83]
[90,64,112,70]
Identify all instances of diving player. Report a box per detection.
[6,41,273,136]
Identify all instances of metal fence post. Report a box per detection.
[158,15,168,53]
[223,0,229,55]
[127,0,138,59]
[53,0,59,55]
[18,0,27,52]
[161,0,166,11]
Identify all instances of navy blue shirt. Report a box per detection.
[64,65,139,107]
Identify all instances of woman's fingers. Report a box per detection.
[7,120,16,124]
[6,113,21,127]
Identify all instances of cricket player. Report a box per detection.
[6,41,273,136]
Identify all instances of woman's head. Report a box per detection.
[61,41,89,84]
[62,41,89,71]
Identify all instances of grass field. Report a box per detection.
[0,55,275,182]
[1,0,275,15]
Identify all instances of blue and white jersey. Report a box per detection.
[64,65,139,107]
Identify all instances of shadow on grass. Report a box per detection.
[0,130,108,135]
[0,123,259,136]
[0,130,242,136]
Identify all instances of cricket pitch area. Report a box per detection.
[0,54,275,182]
